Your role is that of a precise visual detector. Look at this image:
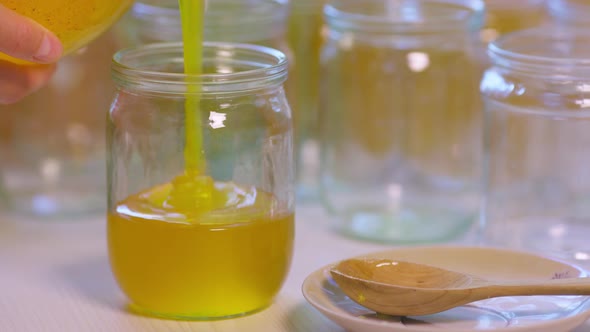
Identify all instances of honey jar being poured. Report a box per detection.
[0,0,133,63]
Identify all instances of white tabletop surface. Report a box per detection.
[1,204,590,332]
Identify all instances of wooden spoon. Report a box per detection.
[330,258,590,316]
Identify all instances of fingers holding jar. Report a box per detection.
[0,4,62,104]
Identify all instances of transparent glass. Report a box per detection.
[107,42,295,319]
[116,0,289,47]
[287,0,327,200]
[320,0,484,243]
[0,110,12,211]
[478,0,547,45]
[113,0,301,191]
[481,28,590,264]
[548,0,590,27]
[0,30,121,218]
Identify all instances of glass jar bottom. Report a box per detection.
[1,158,105,219]
[128,301,271,321]
[335,204,475,244]
[487,216,590,266]
[4,184,104,219]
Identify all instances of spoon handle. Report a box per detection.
[488,278,590,296]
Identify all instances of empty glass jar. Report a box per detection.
[107,42,295,319]
[481,28,590,264]
[320,0,484,243]
[287,0,327,200]
[118,0,289,48]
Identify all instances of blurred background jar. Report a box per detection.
[547,0,590,27]
[320,0,484,243]
[117,0,289,50]
[0,108,12,211]
[287,0,327,200]
[0,29,122,218]
[481,28,590,264]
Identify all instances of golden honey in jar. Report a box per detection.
[107,43,295,319]
[109,174,294,318]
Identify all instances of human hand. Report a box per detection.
[0,4,63,104]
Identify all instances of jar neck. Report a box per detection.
[131,0,288,43]
[112,42,288,96]
[324,0,484,36]
[488,28,590,80]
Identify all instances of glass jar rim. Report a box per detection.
[324,0,484,33]
[489,28,590,77]
[112,42,288,95]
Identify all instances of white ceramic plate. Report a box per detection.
[302,246,590,332]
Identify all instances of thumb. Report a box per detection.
[0,4,63,63]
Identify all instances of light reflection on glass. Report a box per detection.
[209,111,227,129]
[216,49,234,58]
[66,123,92,147]
[216,65,233,74]
[387,184,403,210]
[481,71,514,97]
[480,28,499,44]
[407,52,430,72]
[40,158,61,185]
[338,32,354,51]
[548,224,567,238]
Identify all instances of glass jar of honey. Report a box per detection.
[107,42,295,319]
[320,0,484,243]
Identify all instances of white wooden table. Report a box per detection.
[1,205,589,332]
